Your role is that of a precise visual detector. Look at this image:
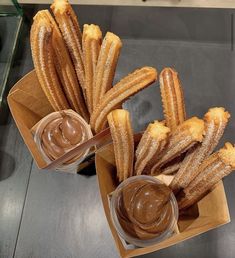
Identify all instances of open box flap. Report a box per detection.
[8,70,53,120]
[7,96,47,168]
[7,70,53,168]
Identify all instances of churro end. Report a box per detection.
[160,67,178,78]
[219,142,235,168]
[105,32,122,47]
[183,117,205,142]
[51,0,69,14]
[147,121,170,140]
[107,109,129,125]
[204,107,230,124]
[83,24,102,40]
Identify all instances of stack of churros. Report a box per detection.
[108,65,234,211]
[30,0,157,131]
[170,107,230,194]
[30,0,235,210]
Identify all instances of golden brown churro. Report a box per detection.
[170,107,230,193]
[93,32,122,109]
[36,10,89,121]
[150,117,205,175]
[51,0,85,93]
[107,109,134,181]
[160,68,186,131]
[177,143,235,210]
[161,156,183,175]
[134,121,170,175]
[83,24,102,114]
[90,67,157,133]
[30,14,69,111]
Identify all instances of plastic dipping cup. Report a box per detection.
[34,110,93,173]
[110,175,179,247]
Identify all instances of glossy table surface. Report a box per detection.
[1,4,235,258]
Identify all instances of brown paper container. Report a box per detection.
[7,70,52,168]
[95,143,231,258]
[7,70,96,172]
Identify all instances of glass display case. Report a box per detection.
[0,0,22,117]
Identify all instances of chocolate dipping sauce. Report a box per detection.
[41,112,90,162]
[115,178,173,240]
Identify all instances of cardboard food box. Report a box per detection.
[8,71,231,257]
[7,70,96,172]
[95,143,231,258]
[7,70,53,168]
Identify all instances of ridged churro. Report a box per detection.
[134,121,170,175]
[107,109,134,181]
[93,32,122,110]
[30,15,69,111]
[161,156,184,175]
[150,117,205,175]
[160,68,186,131]
[177,143,235,210]
[51,0,85,94]
[90,67,157,133]
[170,107,230,193]
[82,24,102,114]
[36,10,89,121]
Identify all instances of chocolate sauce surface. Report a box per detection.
[116,180,173,240]
[41,113,89,161]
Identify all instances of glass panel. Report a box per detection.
[0,0,22,16]
[0,0,22,112]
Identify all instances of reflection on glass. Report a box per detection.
[0,0,22,111]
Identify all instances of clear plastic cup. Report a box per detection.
[110,175,178,247]
[34,110,93,173]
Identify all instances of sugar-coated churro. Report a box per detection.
[51,0,85,94]
[177,143,235,210]
[30,14,69,111]
[90,67,157,133]
[93,32,122,110]
[134,121,170,175]
[107,109,134,181]
[170,107,230,193]
[161,156,184,175]
[150,117,205,175]
[160,68,186,131]
[82,24,102,114]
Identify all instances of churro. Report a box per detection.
[161,156,184,175]
[107,109,134,181]
[150,117,205,175]
[90,67,157,133]
[177,143,235,210]
[83,24,102,114]
[160,68,186,131]
[93,32,122,110]
[170,107,230,193]
[51,0,85,94]
[30,15,69,111]
[134,121,170,175]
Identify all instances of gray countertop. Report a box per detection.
[1,4,235,258]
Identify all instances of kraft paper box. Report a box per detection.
[7,70,94,172]
[7,70,53,168]
[95,143,231,258]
